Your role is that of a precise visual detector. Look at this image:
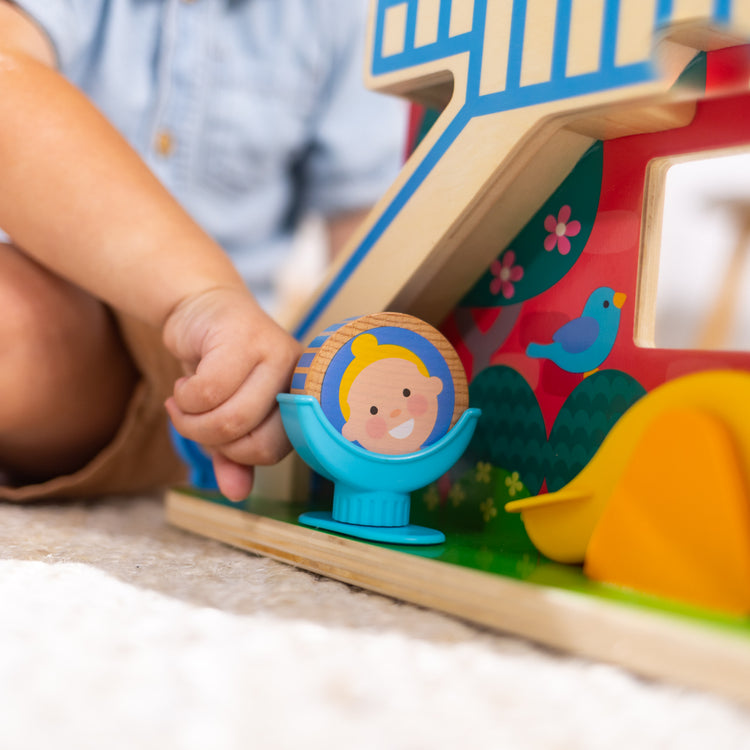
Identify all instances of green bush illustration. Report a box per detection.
[544,370,646,491]
[463,365,547,495]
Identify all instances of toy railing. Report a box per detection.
[371,0,750,109]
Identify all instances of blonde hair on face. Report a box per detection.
[338,333,429,421]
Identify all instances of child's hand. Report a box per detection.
[162,286,302,502]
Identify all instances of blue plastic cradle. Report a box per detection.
[277,393,480,545]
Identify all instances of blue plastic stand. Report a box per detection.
[298,511,446,545]
[277,394,480,546]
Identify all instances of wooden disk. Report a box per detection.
[290,312,468,455]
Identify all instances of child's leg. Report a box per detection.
[0,242,139,484]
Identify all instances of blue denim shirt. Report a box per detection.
[11,0,407,309]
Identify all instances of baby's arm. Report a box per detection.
[0,4,301,499]
[0,4,241,324]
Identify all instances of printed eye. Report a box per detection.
[370,406,378,415]
[403,388,411,397]
[603,300,610,308]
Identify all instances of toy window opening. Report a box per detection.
[637,149,750,351]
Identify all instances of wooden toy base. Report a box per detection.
[166,487,750,707]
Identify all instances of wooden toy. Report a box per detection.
[290,312,469,451]
[167,2,750,705]
[280,313,478,544]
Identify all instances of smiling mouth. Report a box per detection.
[389,418,415,440]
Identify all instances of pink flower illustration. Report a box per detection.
[490,250,524,299]
[544,205,581,255]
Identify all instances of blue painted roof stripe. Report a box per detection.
[715,0,732,23]
[474,58,654,116]
[551,0,573,83]
[655,0,673,26]
[405,0,418,54]
[438,0,452,38]
[465,0,486,101]
[601,0,621,73]
[372,32,474,75]
[505,0,527,92]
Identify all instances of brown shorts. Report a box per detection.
[0,312,187,502]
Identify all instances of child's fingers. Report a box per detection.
[166,359,285,447]
[212,453,255,502]
[212,408,292,467]
[172,343,259,415]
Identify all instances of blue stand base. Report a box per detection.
[298,511,446,546]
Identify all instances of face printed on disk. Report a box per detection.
[341,354,443,455]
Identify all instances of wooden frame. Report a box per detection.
[168,1,750,704]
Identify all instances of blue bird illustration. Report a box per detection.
[525,287,626,374]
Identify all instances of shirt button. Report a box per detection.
[155,130,175,157]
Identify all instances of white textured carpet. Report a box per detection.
[1,495,749,750]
